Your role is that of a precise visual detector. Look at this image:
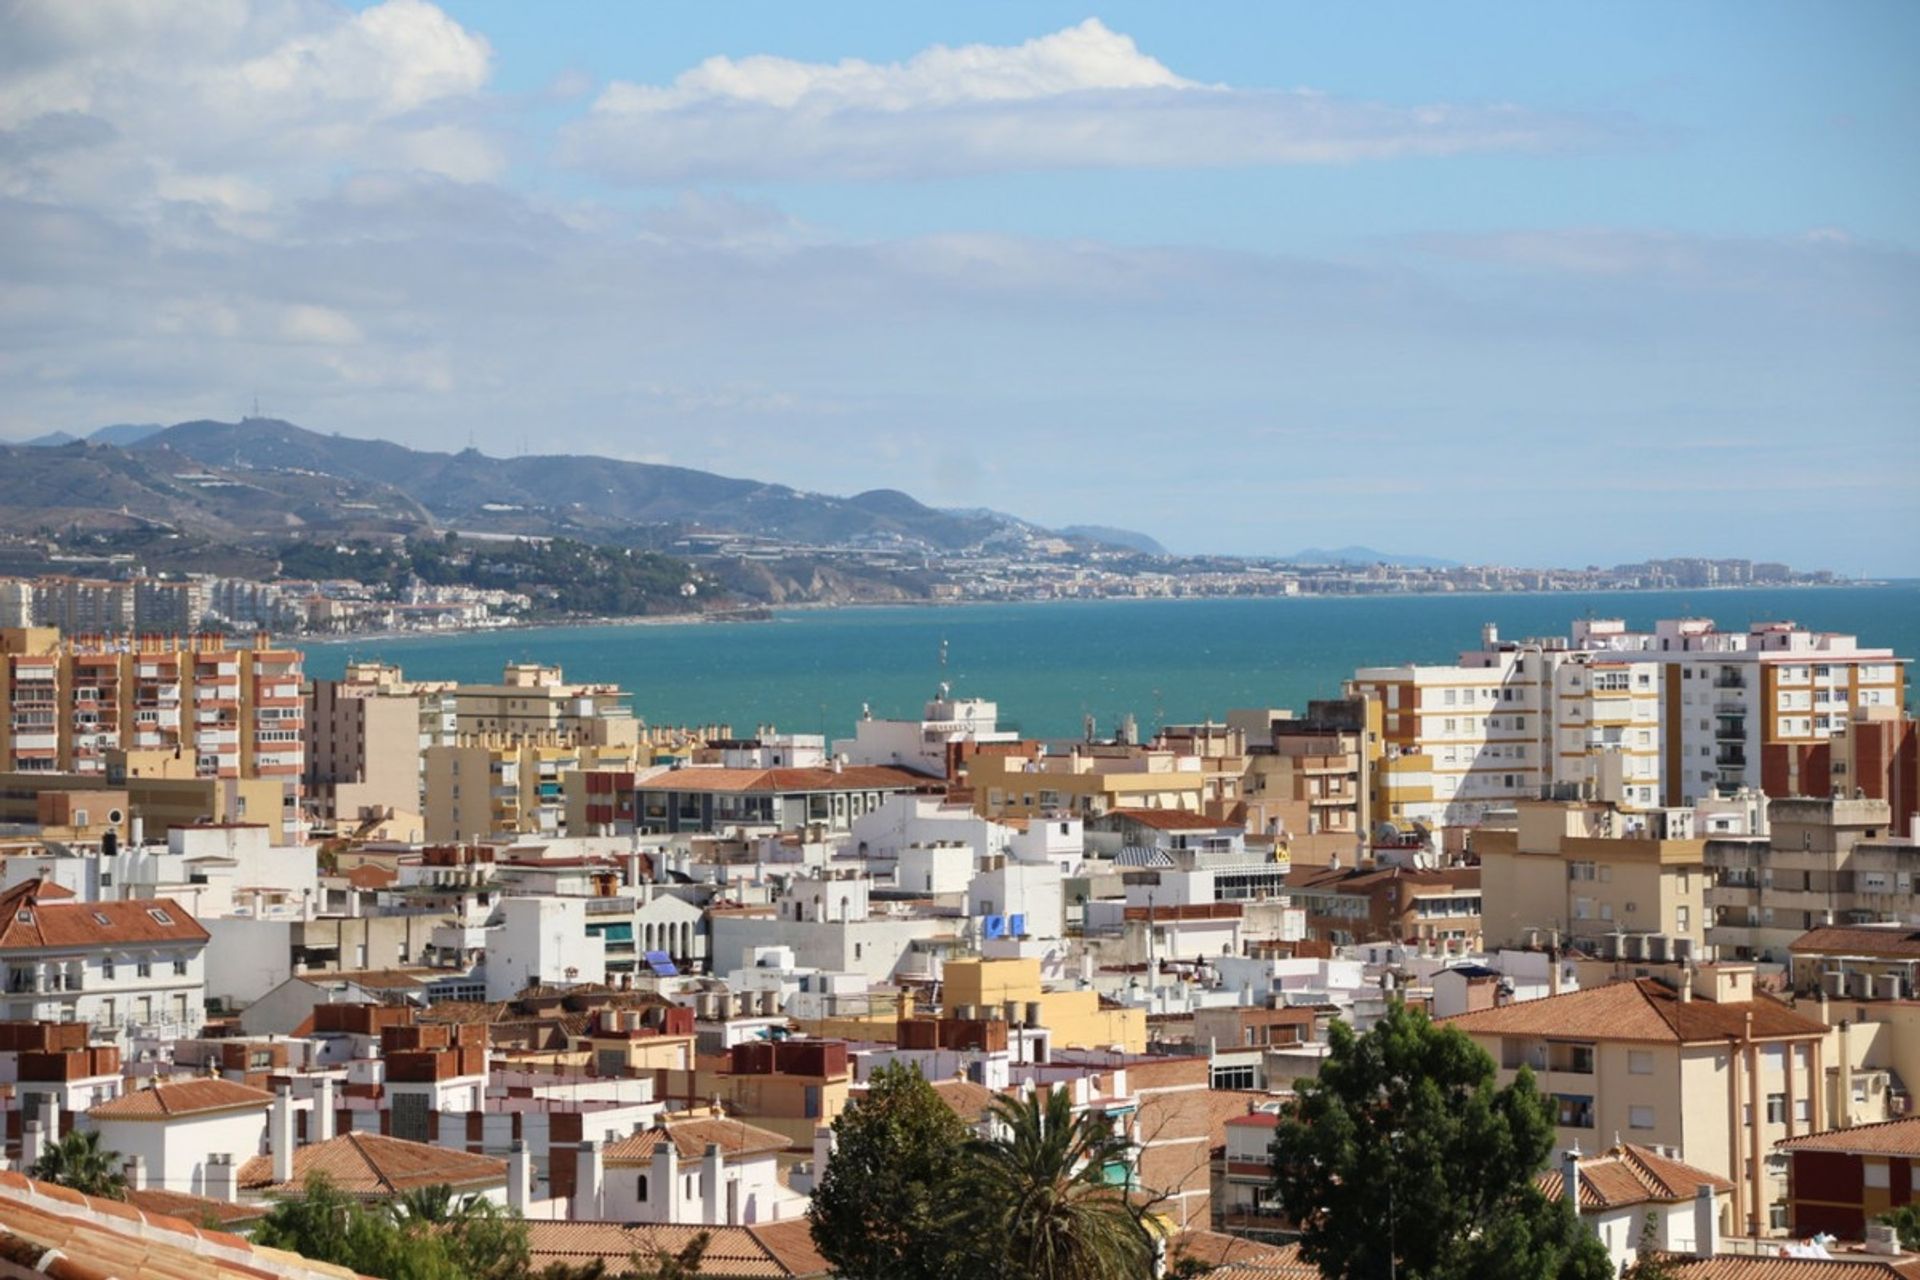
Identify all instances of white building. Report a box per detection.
[483,896,607,1001]
[834,686,1019,779]
[0,882,208,1044]
[86,1077,274,1198]
[588,1115,806,1226]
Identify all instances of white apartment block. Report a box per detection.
[1351,616,1906,830]
[0,882,209,1044]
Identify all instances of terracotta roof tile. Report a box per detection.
[1777,1115,1920,1156]
[236,1132,505,1197]
[1442,979,1827,1044]
[1661,1257,1920,1280]
[603,1116,792,1164]
[526,1220,826,1277]
[1104,809,1240,831]
[90,1078,274,1121]
[1535,1143,1732,1210]
[0,883,207,949]
[1789,925,1920,958]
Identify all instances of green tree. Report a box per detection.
[808,1061,969,1280]
[1269,1002,1612,1280]
[30,1128,127,1200]
[953,1087,1157,1280]
[252,1175,552,1280]
[1624,1211,1679,1280]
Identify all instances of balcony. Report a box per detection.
[1714,675,1747,691]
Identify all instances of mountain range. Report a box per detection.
[1,418,1162,556]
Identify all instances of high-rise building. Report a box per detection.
[0,629,305,839]
[1348,617,1907,831]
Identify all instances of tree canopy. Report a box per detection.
[808,1061,969,1280]
[1269,1002,1613,1280]
[30,1129,126,1200]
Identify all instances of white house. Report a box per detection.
[833,686,1017,779]
[588,1115,805,1226]
[483,896,607,1001]
[1538,1143,1732,1273]
[0,881,208,1044]
[86,1077,274,1198]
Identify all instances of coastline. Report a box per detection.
[288,579,1899,649]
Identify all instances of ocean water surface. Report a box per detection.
[303,586,1920,740]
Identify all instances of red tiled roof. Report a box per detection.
[1777,1115,1920,1156]
[342,865,398,891]
[0,1170,371,1278]
[603,1116,792,1163]
[1441,979,1827,1044]
[525,1220,830,1277]
[1661,1257,1920,1280]
[89,1078,274,1121]
[1789,925,1920,959]
[1535,1143,1732,1210]
[0,883,207,949]
[236,1132,506,1197]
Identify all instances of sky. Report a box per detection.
[0,2,1915,574]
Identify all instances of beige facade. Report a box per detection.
[426,733,648,842]
[1476,800,1711,953]
[453,663,637,743]
[0,629,304,840]
[1706,796,1903,962]
[1234,700,1372,866]
[1445,964,1831,1237]
[306,678,424,825]
[968,746,1206,821]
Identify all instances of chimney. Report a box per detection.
[124,1155,148,1192]
[651,1131,678,1224]
[1838,1021,1855,1128]
[1693,1183,1719,1258]
[21,1119,48,1172]
[204,1153,236,1202]
[508,1140,531,1215]
[271,1087,295,1185]
[313,1075,337,1143]
[1680,966,1694,1004]
[1560,1148,1581,1214]
[702,1142,726,1225]
[575,1139,605,1219]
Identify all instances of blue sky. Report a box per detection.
[1,1,1914,572]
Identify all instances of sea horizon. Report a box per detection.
[300,583,1920,741]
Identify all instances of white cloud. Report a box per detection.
[278,303,362,345]
[564,18,1617,182]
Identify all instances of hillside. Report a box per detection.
[133,419,1025,551]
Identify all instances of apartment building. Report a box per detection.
[832,684,1019,778]
[0,629,304,838]
[632,763,928,837]
[1282,862,1482,947]
[453,662,637,742]
[1348,616,1907,831]
[1444,963,1831,1237]
[1234,699,1372,866]
[967,744,1208,821]
[0,880,209,1044]
[1474,797,1764,954]
[305,675,429,826]
[1706,796,1911,962]
[425,732,649,842]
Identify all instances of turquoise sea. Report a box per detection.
[302,586,1920,740]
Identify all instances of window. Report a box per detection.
[147,908,173,926]
[1676,906,1690,934]
[101,958,115,980]
[172,959,187,976]
[1766,1093,1787,1124]
[637,1174,649,1202]
[1212,1065,1257,1090]
[1866,1162,1891,1189]
[1554,1095,1595,1128]
[1628,1050,1654,1075]
[136,960,152,979]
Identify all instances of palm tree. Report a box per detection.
[30,1128,127,1200]
[389,1182,487,1225]
[954,1087,1156,1280]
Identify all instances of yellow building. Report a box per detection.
[1474,800,1710,953]
[1444,964,1831,1237]
[967,747,1205,822]
[943,957,1146,1054]
[425,732,650,842]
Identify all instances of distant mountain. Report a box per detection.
[87,423,166,446]
[113,418,1044,552]
[1281,545,1461,569]
[18,431,80,447]
[1059,525,1167,556]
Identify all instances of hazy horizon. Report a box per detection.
[2,3,1914,573]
